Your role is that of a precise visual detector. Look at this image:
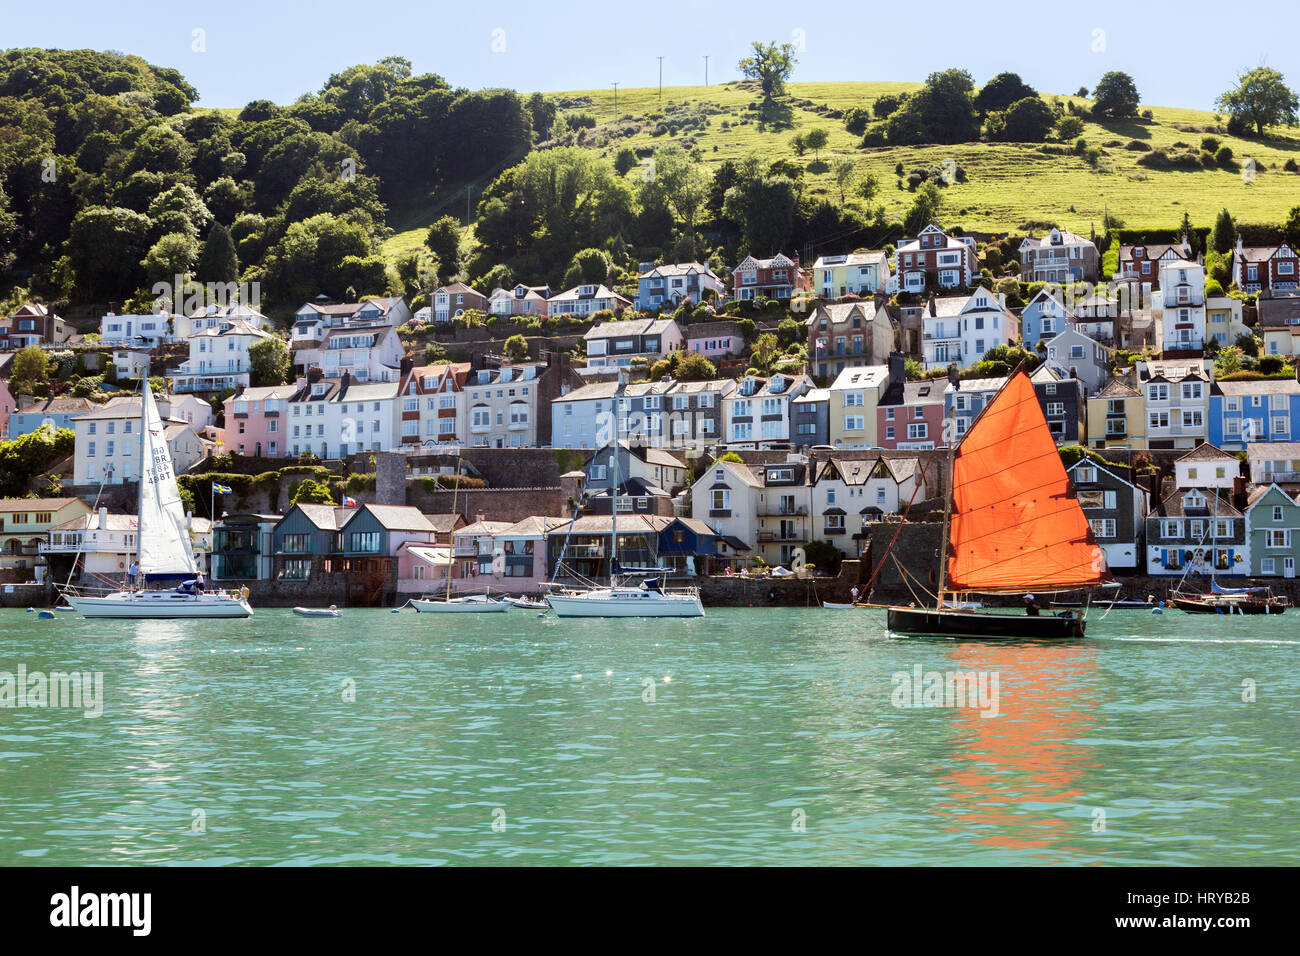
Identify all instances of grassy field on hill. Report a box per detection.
[351,80,1300,265]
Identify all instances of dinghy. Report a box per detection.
[293,605,340,618]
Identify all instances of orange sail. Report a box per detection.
[946,371,1109,592]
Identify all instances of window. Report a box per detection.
[907,423,927,440]
[1149,411,1169,429]
[349,532,381,553]
[1047,402,1064,416]
[1262,558,1276,575]
[1148,384,1169,402]
[282,533,309,553]
[711,489,730,512]
[1267,529,1291,549]
[1089,518,1116,539]
[1182,410,1203,429]
[843,415,864,431]
[1181,382,1203,400]
[1075,466,1097,483]
[1160,519,1182,538]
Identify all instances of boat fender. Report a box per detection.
[241,587,249,600]
[119,561,125,569]
[1152,608,1162,614]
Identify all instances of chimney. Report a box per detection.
[476,512,485,524]
[307,367,323,384]
[888,351,906,387]
[400,356,414,376]
[98,507,107,531]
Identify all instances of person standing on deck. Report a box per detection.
[128,561,139,589]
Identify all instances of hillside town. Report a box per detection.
[5,220,1300,605]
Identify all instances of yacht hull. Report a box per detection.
[547,591,704,618]
[65,592,253,619]
[886,606,1085,639]
[410,598,510,613]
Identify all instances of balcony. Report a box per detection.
[708,509,732,518]
[1265,471,1300,483]
[758,505,807,517]
[757,530,808,543]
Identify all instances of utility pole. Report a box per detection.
[657,56,664,103]
[703,55,709,87]
[611,81,619,115]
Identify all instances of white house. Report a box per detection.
[810,454,926,553]
[920,287,1018,370]
[286,377,400,459]
[1154,259,1206,352]
[291,296,410,374]
[319,324,403,383]
[634,262,725,310]
[689,457,760,567]
[99,311,187,346]
[548,284,631,318]
[723,372,812,447]
[168,318,277,394]
[72,402,205,484]
[1138,359,1212,450]
[1174,443,1238,490]
[583,317,683,369]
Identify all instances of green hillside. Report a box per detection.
[380,79,1300,260]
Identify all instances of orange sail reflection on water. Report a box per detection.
[935,643,1102,858]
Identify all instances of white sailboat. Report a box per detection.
[63,385,253,619]
[545,371,704,619]
[410,445,510,614]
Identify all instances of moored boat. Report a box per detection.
[411,593,510,613]
[293,605,341,618]
[878,369,1109,640]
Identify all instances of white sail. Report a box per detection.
[137,386,198,578]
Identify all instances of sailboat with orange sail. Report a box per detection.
[883,370,1110,639]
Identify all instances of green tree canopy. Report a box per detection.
[1216,67,1299,136]
[974,72,1037,113]
[196,222,240,284]
[248,336,291,387]
[737,41,798,102]
[1210,208,1237,255]
[290,477,334,506]
[1092,72,1140,118]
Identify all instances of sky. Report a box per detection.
[3,0,1297,110]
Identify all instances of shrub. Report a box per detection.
[1285,158,1299,173]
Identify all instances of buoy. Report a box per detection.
[37,610,55,620]
[391,608,400,613]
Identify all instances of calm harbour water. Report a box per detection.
[0,605,1296,866]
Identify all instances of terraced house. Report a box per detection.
[1067,459,1149,571]
[1086,378,1145,449]
[811,251,893,299]
[1209,378,1300,450]
[398,362,469,449]
[1257,294,1300,357]
[167,317,275,393]
[1137,359,1212,449]
[464,355,566,448]
[877,379,946,450]
[806,300,897,378]
[810,454,928,557]
[827,362,897,449]
[1145,487,1246,577]
[723,372,812,447]
[1243,484,1300,578]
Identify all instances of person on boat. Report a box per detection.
[195,572,206,594]
[128,561,139,589]
[1022,593,1040,616]
[850,586,860,604]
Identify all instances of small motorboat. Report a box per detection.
[506,596,550,610]
[293,605,341,618]
[822,601,858,610]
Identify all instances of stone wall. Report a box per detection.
[404,485,569,523]
[0,582,54,608]
[698,559,863,606]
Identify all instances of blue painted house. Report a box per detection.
[8,396,99,439]
[656,516,718,575]
[271,503,348,580]
[1020,288,1074,347]
[1209,379,1300,450]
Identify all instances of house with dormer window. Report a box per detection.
[1086,378,1145,449]
[731,253,808,301]
[167,317,276,394]
[548,283,631,318]
[488,284,552,318]
[1153,259,1207,352]
[398,362,470,448]
[1137,359,1212,449]
[894,224,977,292]
[723,372,812,447]
[806,301,898,377]
[290,296,409,375]
[1232,238,1300,294]
[1145,487,1246,576]
[812,251,894,299]
[1018,227,1099,283]
[920,287,1018,370]
[1116,235,1197,298]
[635,262,724,310]
[811,454,928,557]
[1209,379,1300,450]
[689,457,761,569]
[1020,287,1076,345]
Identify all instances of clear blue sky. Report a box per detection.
[4,0,1295,110]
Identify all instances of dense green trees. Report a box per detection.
[249,336,291,386]
[0,425,75,497]
[974,73,1037,114]
[885,69,980,145]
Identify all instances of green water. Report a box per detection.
[0,606,1296,866]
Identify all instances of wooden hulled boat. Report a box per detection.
[1171,581,1287,614]
[880,369,1110,640]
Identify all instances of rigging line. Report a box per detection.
[890,552,937,605]
[860,447,941,594]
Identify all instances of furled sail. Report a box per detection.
[946,371,1108,592]
[137,386,198,580]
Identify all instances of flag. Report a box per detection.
[212,483,232,495]
[343,496,358,507]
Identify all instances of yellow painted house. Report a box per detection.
[1087,378,1146,449]
[1205,295,1246,347]
[0,497,92,575]
[827,365,891,449]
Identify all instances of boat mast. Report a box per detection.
[447,441,461,603]
[936,365,959,609]
[135,374,146,582]
[610,369,626,584]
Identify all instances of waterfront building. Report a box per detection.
[1066,459,1149,570]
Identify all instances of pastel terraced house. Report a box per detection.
[224,385,296,458]
[488,284,552,318]
[731,253,808,301]
[1244,484,1300,578]
[1209,379,1300,450]
[811,251,893,299]
[1086,378,1146,449]
[685,320,744,358]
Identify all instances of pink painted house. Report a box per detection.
[685,320,744,358]
[223,384,296,458]
[0,361,15,440]
[875,379,946,450]
[484,516,565,593]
